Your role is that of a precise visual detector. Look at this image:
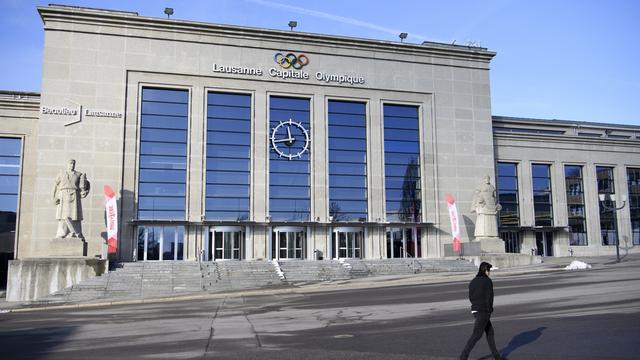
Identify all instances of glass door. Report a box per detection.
[209,226,244,261]
[386,227,421,258]
[271,226,306,260]
[332,227,363,259]
[535,231,554,256]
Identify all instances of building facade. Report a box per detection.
[0,5,638,288]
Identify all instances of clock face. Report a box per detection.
[270,119,310,160]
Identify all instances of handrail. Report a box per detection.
[198,249,204,291]
[401,247,421,274]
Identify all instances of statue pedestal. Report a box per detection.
[476,237,505,253]
[47,238,87,257]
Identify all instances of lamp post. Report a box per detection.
[598,193,627,262]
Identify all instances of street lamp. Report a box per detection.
[598,193,627,262]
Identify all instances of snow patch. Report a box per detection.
[564,260,592,270]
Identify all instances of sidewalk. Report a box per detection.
[2,254,638,313]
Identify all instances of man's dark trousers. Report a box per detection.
[460,311,501,359]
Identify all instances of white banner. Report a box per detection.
[445,194,461,253]
[104,185,118,255]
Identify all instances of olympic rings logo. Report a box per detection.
[274,52,309,70]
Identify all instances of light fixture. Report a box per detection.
[288,20,297,31]
[399,32,408,42]
[265,215,271,222]
[164,7,174,19]
[328,216,334,222]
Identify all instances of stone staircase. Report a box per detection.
[277,260,351,283]
[34,258,476,304]
[342,258,477,278]
[201,260,285,292]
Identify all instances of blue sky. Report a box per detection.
[1,0,638,125]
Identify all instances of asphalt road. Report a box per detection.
[1,261,639,360]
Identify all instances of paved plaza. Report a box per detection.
[1,257,639,359]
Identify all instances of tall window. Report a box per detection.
[597,166,617,245]
[532,164,553,226]
[328,100,367,221]
[627,168,640,245]
[383,104,421,222]
[565,165,587,245]
[205,92,251,220]
[0,138,21,287]
[496,162,520,227]
[138,88,188,220]
[137,225,184,261]
[269,96,311,221]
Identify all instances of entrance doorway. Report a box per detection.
[271,226,306,260]
[207,226,244,261]
[386,227,421,258]
[332,227,363,259]
[535,231,554,256]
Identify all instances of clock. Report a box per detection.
[270,119,310,160]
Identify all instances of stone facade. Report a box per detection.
[0,4,637,273]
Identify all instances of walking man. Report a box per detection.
[460,262,503,360]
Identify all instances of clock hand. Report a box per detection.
[274,137,295,143]
[287,126,292,139]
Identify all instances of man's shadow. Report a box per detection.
[479,326,546,359]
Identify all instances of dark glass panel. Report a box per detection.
[497,162,517,177]
[564,165,582,178]
[329,200,368,212]
[531,164,550,178]
[207,171,250,185]
[206,144,250,159]
[142,88,188,103]
[270,211,310,221]
[384,104,419,118]
[205,211,250,221]
[139,183,186,196]
[270,199,311,212]
[385,177,421,189]
[329,187,367,201]
[327,113,366,126]
[208,92,251,107]
[139,155,186,170]
[328,125,366,139]
[207,131,250,146]
[142,102,189,117]
[141,128,187,143]
[383,153,419,166]
[497,177,518,191]
[270,185,309,199]
[138,196,185,210]
[208,105,251,120]
[205,198,250,211]
[141,115,188,130]
[329,138,367,151]
[270,160,309,173]
[385,164,420,177]
[206,158,250,172]
[205,184,249,197]
[140,142,187,156]
[139,169,186,183]
[384,128,420,141]
[207,119,251,133]
[138,210,185,220]
[0,176,19,194]
[329,150,366,164]
[329,163,366,176]
[0,195,18,212]
[532,178,551,192]
[384,141,420,153]
[270,109,310,123]
[328,101,366,114]
[163,226,176,260]
[330,175,367,188]
[270,96,310,111]
[382,116,419,130]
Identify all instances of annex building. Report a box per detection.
[1,5,639,294]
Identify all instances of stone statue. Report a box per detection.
[470,175,502,238]
[53,159,90,238]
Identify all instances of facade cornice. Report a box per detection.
[38,5,496,63]
[493,132,640,149]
